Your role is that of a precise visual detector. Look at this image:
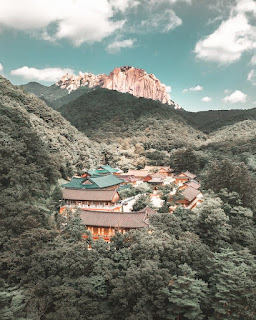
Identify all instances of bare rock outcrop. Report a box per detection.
[56,66,181,108]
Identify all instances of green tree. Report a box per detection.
[132,195,151,212]
[165,264,209,320]
[170,148,199,173]
[59,209,85,241]
[196,196,230,249]
[209,248,256,320]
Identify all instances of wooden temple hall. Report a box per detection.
[80,207,156,241]
[61,189,122,212]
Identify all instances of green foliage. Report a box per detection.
[22,81,92,109]
[177,108,256,134]
[59,209,85,241]
[1,75,256,320]
[170,148,199,172]
[165,264,209,320]
[132,195,151,211]
[0,281,27,320]
[59,88,206,167]
[0,76,101,175]
[203,159,256,210]
[209,248,256,319]
[196,196,230,250]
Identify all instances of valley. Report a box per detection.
[1,72,256,320]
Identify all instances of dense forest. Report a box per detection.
[1,76,256,319]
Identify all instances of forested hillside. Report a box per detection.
[1,76,102,176]
[1,76,256,319]
[177,108,256,133]
[59,88,207,168]
[22,81,92,109]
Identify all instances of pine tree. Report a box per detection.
[165,264,209,320]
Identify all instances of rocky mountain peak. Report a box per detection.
[55,66,181,109]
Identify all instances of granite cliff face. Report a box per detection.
[56,66,181,108]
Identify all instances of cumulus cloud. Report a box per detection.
[10,66,74,82]
[0,0,125,46]
[223,90,247,103]
[195,0,256,64]
[0,63,3,73]
[248,69,256,85]
[183,85,203,93]
[224,89,230,94]
[202,96,212,102]
[106,38,136,53]
[0,0,190,46]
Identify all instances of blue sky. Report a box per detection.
[0,0,256,111]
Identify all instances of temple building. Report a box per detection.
[60,189,122,212]
[169,186,203,211]
[62,174,124,190]
[80,206,156,241]
[85,165,121,177]
[174,171,197,185]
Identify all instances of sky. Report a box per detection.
[0,0,256,111]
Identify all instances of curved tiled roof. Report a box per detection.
[80,210,150,228]
[62,189,118,201]
[62,174,124,189]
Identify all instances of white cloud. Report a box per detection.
[190,85,203,91]
[106,38,136,53]
[0,63,3,73]
[0,0,190,46]
[138,9,182,33]
[149,0,191,4]
[202,96,212,102]
[236,0,256,15]
[223,90,247,103]
[195,0,256,64]
[0,0,125,46]
[10,66,74,82]
[247,69,256,85]
[250,54,256,65]
[165,85,172,93]
[224,89,230,94]
[110,0,139,12]
[183,85,203,93]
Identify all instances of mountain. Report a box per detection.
[1,76,102,176]
[22,81,92,109]
[59,88,205,168]
[205,120,256,154]
[22,66,181,109]
[177,108,256,133]
[56,66,181,108]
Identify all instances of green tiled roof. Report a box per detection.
[62,174,124,189]
[87,165,119,176]
[117,184,131,191]
[87,169,106,176]
[99,165,119,173]
[90,175,124,188]
[62,177,88,189]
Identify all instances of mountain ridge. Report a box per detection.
[56,66,180,108]
[1,75,102,176]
